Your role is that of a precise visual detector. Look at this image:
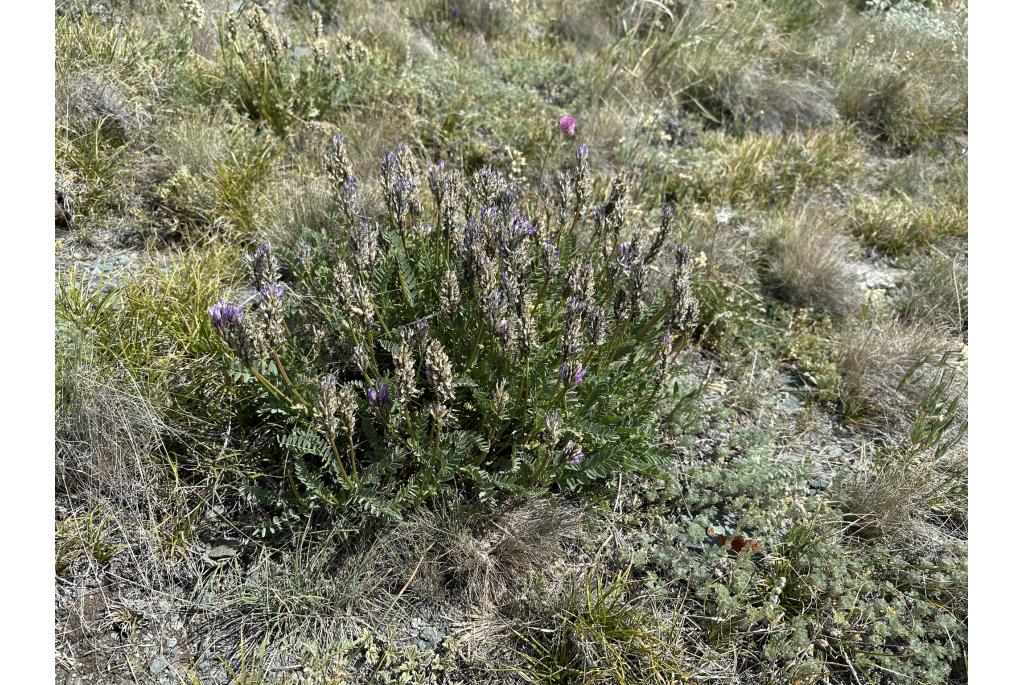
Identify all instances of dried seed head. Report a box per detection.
[541,240,560,279]
[588,307,607,346]
[654,328,675,390]
[225,13,239,41]
[316,374,342,439]
[393,340,419,404]
[669,245,699,334]
[334,261,375,327]
[424,339,454,403]
[429,401,450,427]
[338,385,357,437]
[380,144,421,222]
[516,298,537,355]
[556,171,573,226]
[311,10,324,40]
[492,378,509,417]
[255,281,286,348]
[573,149,593,214]
[352,343,371,374]
[247,5,284,60]
[440,269,461,315]
[324,133,356,194]
[544,413,561,448]
[350,219,379,277]
[566,258,595,304]
[244,242,281,292]
[560,303,584,361]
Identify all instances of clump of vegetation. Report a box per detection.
[758,204,861,317]
[851,191,966,257]
[207,139,700,528]
[897,250,968,338]
[832,316,951,423]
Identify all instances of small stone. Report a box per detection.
[150,657,168,675]
[165,637,178,649]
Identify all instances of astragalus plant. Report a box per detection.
[207,137,699,529]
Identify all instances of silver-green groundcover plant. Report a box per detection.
[209,135,699,529]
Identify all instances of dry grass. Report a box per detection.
[833,316,949,424]
[897,249,968,338]
[839,351,967,541]
[758,203,861,317]
[724,69,839,134]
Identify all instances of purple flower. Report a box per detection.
[558,114,577,137]
[367,383,390,408]
[208,300,243,331]
[573,365,587,386]
[560,361,587,387]
[258,282,284,302]
[562,440,584,466]
[576,143,589,161]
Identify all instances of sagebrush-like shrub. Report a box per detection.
[208,138,700,530]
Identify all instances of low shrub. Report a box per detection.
[206,139,701,530]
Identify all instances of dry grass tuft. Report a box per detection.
[725,69,839,134]
[897,250,968,338]
[839,353,967,541]
[57,69,144,141]
[832,316,949,424]
[56,348,166,505]
[441,499,583,607]
[759,204,860,317]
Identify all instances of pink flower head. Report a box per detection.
[558,114,577,137]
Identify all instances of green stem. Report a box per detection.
[249,366,290,405]
[466,320,485,369]
[347,433,359,477]
[328,433,350,481]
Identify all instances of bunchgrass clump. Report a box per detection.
[832,316,948,424]
[830,1,967,150]
[207,139,700,530]
[896,250,968,338]
[682,127,864,209]
[851,192,966,257]
[758,204,861,317]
